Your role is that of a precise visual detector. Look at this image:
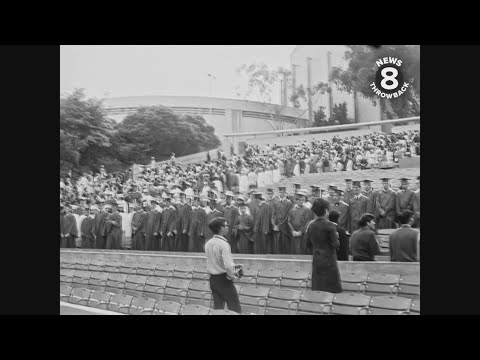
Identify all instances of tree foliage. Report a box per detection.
[329,45,420,119]
[312,106,328,127]
[329,102,352,125]
[60,89,221,178]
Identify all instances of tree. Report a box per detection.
[115,105,221,164]
[329,45,420,121]
[329,102,352,125]
[289,82,332,126]
[312,106,328,127]
[60,89,116,177]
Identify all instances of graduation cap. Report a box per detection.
[296,190,308,197]
[293,183,301,189]
[363,180,373,183]
[278,186,287,191]
[266,188,274,194]
[254,192,265,199]
[399,178,409,182]
[352,181,361,187]
[345,179,353,182]
[379,178,391,182]
[327,183,337,190]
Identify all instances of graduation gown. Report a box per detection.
[362,190,377,215]
[348,195,372,233]
[80,217,95,248]
[175,203,192,252]
[234,214,254,254]
[272,197,293,254]
[288,205,313,255]
[376,189,397,229]
[160,206,177,251]
[330,201,350,233]
[306,217,342,293]
[131,211,147,250]
[144,210,161,251]
[343,188,356,204]
[412,190,420,228]
[94,211,109,249]
[396,189,415,218]
[252,202,273,254]
[223,205,240,253]
[62,213,78,248]
[105,212,122,249]
[192,207,208,252]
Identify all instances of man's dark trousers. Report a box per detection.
[209,273,242,313]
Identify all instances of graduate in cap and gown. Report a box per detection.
[160,195,177,251]
[272,186,293,254]
[343,179,356,204]
[222,191,240,253]
[62,204,78,248]
[252,192,273,254]
[205,198,223,241]
[174,191,192,252]
[361,180,376,215]
[396,178,415,222]
[81,206,96,248]
[94,200,109,249]
[105,201,123,250]
[375,178,397,229]
[412,176,420,228]
[348,181,372,233]
[233,202,255,254]
[188,195,202,252]
[330,189,350,233]
[131,203,147,250]
[144,198,161,251]
[288,191,313,254]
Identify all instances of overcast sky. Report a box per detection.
[60,45,296,103]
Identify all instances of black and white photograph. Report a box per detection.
[59,45,420,315]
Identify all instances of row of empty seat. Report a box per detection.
[60,270,420,315]
[60,287,239,315]
[60,258,420,298]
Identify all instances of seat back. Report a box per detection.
[238,285,269,315]
[192,265,210,281]
[104,260,122,273]
[60,258,76,269]
[364,273,400,295]
[74,258,91,271]
[330,293,371,315]
[186,280,212,307]
[256,269,283,287]
[365,308,410,315]
[87,291,113,309]
[280,270,309,290]
[164,279,191,304]
[143,277,168,301]
[60,269,75,285]
[369,295,412,311]
[172,264,195,279]
[120,262,138,275]
[153,300,182,315]
[124,275,148,297]
[72,270,92,288]
[88,271,109,291]
[154,263,175,278]
[60,285,73,302]
[179,304,210,315]
[340,271,368,293]
[108,293,134,313]
[397,274,420,297]
[297,290,335,315]
[410,299,420,313]
[209,309,239,315]
[137,262,156,277]
[88,259,105,272]
[129,297,157,315]
[236,267,259,286]
[265,288,301,315]
[105,273,128,294]
[69,287,93,305]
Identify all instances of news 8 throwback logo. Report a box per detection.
[370,57,410,98]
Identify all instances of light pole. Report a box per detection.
[208,73,216,97]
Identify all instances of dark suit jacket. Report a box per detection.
[389,225,420,262]
[350,227,380,261]
[333,223,349,261]
[306,217,342,293]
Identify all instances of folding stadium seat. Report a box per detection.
[123,275,148,298]
[60,257,76,270]
[88,272,109,292]
[163,279,191,304]
[88,259,105,273]
[154,263,175,278]
[236,267,259,286]
[105,273,128,295]
[340,271,368,293]
[186,280,212,307]
[327,293,371,315]
[265,288,301,315]
[68,288,93,306]
[145,300,182,315]
[108,293,134,313]
[60,285,73,302]
[238,285,269,315]
[87,291,112,310]
[179,304,211,315]
[172,264,195,279]
[119,262,138,276]
[72,270,92,289]
[364,273,400,296]
[192,265,210,281]
[143,277,168,301]
[136,262,156,277]
[297,290,335,315]
[60,269,75,286]
[397,274,420,298]
[256,269,284,287]
[74,258,90,271]
[366,295,412,315]
[279,270,309,290]
[128,297,157,315]
[104,260,122,273]
[209,309,239,315]
[410,299,420,315]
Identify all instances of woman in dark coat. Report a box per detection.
[306,198,342,293]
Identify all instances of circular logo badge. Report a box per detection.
[374,63,404,95]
